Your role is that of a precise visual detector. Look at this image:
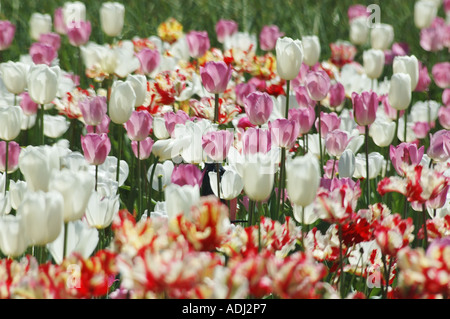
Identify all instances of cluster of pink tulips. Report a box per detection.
[0,1,449,300]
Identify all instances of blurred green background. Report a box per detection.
[0,0,448,75]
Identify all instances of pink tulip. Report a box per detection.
[294,86,316,108]
[235,82,256,106]
[242,127,272,155]
[136,48,160,75]
[131,137,154,160]
[19,92,39,116]
[380,94,405,120]
[0,141,20,173]
[443,89,450,107]
[200,61,232,94]
[39,32,61,51]
[390,142,424,175]
[215,19,238,44]
[412,121,431,140]
[328,82,346,108]
[171,163,204,187]
[439,106,450,129]
[79,96,107,127]
[269,118,300,149]
[392,42,409,57]
[325,129,351,157]
[248,77,267,92]
[86,115,110,134]
[288,106,315,135]
[124,110,153,141]
[420,18,446,52]
[243,91,273,126]
[163,110,189,137]
[29,42,57,66]
[67,20,91,47]
[186,30,210,59]
[237,116,256,132]
[323,159,339,179]
[352,91,378,126]
[202,130,234,162]
[432,62,450,89]
[0,20,15,51]
[347,4,370,22]
[290,63,310,88]
[81,133,111,166]
[427,130,450,162]
[53,7,67,34]
[259,25,284,51]
[414,61,431,92]
[305,70,331,101]
[315,111,340,136]
[445,0,450,13]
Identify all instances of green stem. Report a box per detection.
[4,140,8,195]
[394,110,400,146]
[40,104,45,145]
[147,156,159,216]
[338,224,345,298]
[331,157,336,180]
[422,203,429,250]
[137,141,142,220]
[63,222,68,262]
[214,93,219,124]
[403,110,407,143]
[116,124,122,183]
[248,199,255,227]
[317,104,324,175]
[284,80,290,119]
[365,125,370,206]
[277,147,286,221]
[216,162,221,201]
[95,165,98,191]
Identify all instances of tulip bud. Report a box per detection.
[200,61,232,94]
[136,48,160,75]
[148,160,174,191]
[79,96,107,127]
[29,42,57,66]
[370,23,394,51]
[414,0,438,29]
[286,153,320,207]
[0,141,20,175]
[53,7,67,35]
[109,80,136,124]
[432,62,450,89]
[427,130,450,162]
[338,149,356,178]
[369,119,396,147]
[349,16,369,45]
[352,91,378,126]
[153,116,170,139]
[81,133,111,166]
[164,184,200,218]
[62,1,86,28]
[243,91,273,126]
[260,25,284,51]
[353,152,385,179]
[393,55,419,91]
[388,73,412,111]
[215,19,238,44]
[209,168,243,200]
[325,129,351,158]
[186,30,210,59]
[288,106,315,135]
[270,118,300,149]
[0,215,28,257]
[67,20,91,47]
[276,37,304,80]
[100,2,125,37]
[27,64,60,105]
[125,110,153,141]
[202,130,234,162]
[126,74,147,107]
[171,163,204,187]
[242,127,272,155]
[294,86,316,108]
[0,105,23,141]
[415,61,431,92]
[85,192,119,229]
[363,49,385,79]
[0,61,28,95]
[328,82,346,108]
[131,137,154,160]
[235,82,257,106]
[302,35,321,67]
[438,106,450,129]
[29,13,52,41]
[0,20,16,51]
[305,70,331,101]
[243,152,275,201]
[164,110,189,137]
[86,114,110,134]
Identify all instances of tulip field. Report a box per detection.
[0,0,449,302]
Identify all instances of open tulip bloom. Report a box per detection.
[1,2,450,302]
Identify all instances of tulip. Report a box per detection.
[0,141,20,174]
[17,190,64,246]
[315,111,341,136]
[338,149,356,178]
[29,13,52,41]
[81,133,111,166]
[438,106,450,129]
[0,215,28,257]
[363,49,385,79]
[86,114,110,134]
[200,60,232,94]
[235,82,257,106]
[62,1,87,28]
[0,20,15,51]
[420,20,446,52]
[27,64,60,105]
[109,80,136,124]
[151,138,183,161]
[209,168,243,200]
[242,127,272,155]
[243,91,273,126]
[215,19,238,44]
[294,86,316,109]
[147,160,174,191]
[328,82,346,108]
[286,153,320,207]
[126,74,147,107]
[49,168,95,223]
[412,121,431,139]
[85,192,119,229]
[66,20,91,47]
[29,42,57,66]
[100,2,125,37]
[369,118,396,147]
[302,35,321,67]
[124,110,153,141]
[153,116,170,139]
[186,30,210,59]
[131,137,154,160]
[288,106,315,135]
[79,95,107,127]
[393,55,419,91]
[9,180,27,210]
[432,62,450,89]
[53,7,67,34]
[276,37,304,81]
[414,0,438,29]
[325,129,351,158]
[171,163,204,187]
[39,32,61,51]
[164,110,190,137]
[243,152,275,202]
[0,105,23,141]
[260,25,285,51]
[305,70,331,101]
[0,61,28,95]
[414,61,431,92]
[136,48,160,75]
[349,16,369,45]
[202,130,234,162]
[178,119,213,164]
[353,152,385,179]
[164,184,200,218]
[370,23,394,51]
[352,91,378,126]
[388,73,412,111]
[390,142,424,176]
[43,115,70,139]
[348,4,370,22]
[427,130,450,162]
[270,118,300,149]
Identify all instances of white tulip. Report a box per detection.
[9,180,28,210]
[0,191,11,216]
[62,1,86,28]
[27,64,60,105]
[349,16,369,45]
[286,153,320,207]
[126,74,147,107]
[164,184,200,219]
[369,118,396,147]
[393,55,419,91]
[151,138,183,162]
[242,152,275,202]
[0,105,23,141]
[293,202,318,225]
[0,215,29,257]
[363,49,385,79]
[338,149,356,178]
[97,156,129,187]
[0,61,29,95]
[388,73,412,110]
[43,114,70,139]
[276,37,304,80]
[302,35,321,67]
[153,116,170,139]
[209,168,244,200]
[353,152,385,179]
[100,2,125,37]
[29,13,52,41]
[370,23,394,51]
[109,80,136,124]
[85,192,119,229]
[147,160,174,191]
[414,0,438,29]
